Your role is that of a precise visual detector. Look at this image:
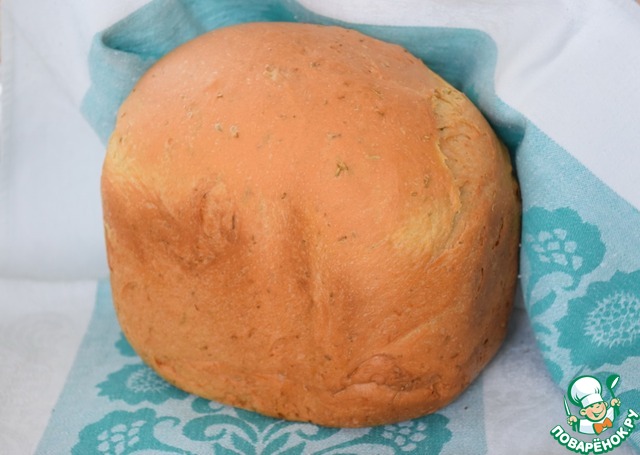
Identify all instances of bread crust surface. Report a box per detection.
[102,22,521,427]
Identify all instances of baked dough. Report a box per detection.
[101,22,521,427]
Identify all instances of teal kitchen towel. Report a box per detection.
[39,0,640,453]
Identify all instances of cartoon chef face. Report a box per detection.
[580,400,609,422]
[566,374,622,435]
[570,376,609,421]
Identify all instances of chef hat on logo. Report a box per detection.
[570,376,604,408]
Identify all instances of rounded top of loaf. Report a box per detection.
[106,21,504,266]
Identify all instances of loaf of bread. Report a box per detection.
[101,22,521,427]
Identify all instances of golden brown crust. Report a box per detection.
[101,22,521,427]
